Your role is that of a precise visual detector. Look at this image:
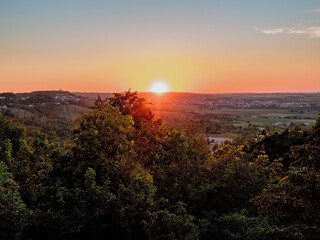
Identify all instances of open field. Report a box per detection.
[142,92,320,139]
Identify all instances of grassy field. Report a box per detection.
[240,116,315,126]
[207,108,317,117]
[153,102,319,139]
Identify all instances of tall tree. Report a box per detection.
[108,90,154,125]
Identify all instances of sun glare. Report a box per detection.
[149,81,170,94]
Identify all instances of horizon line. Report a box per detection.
[2,90,320,95]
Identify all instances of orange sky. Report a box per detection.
[1,1,320,93]
[2,47,319,93]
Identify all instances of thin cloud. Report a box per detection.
[310,8,320,13]
[255,26,320,38]
[254,27,283,35]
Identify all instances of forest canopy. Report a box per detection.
[1,91,320,239]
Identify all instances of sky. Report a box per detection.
[1,0,320,93]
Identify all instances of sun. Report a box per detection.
[149,81,170,94]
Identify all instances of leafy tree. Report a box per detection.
[0,149,27,239]
[108,90,154,125]
[252,118,320,239]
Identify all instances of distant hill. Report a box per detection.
[73,92,114,99]
[72,91,207,106]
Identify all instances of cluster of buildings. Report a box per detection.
[54,93,81,103]
[0,91,82,106]
[214,99,311,108]
[0,91,86,114]
[179,96,311,109]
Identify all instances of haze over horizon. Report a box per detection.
[1,0,320,93]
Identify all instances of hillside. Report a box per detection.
[53,105,90,120]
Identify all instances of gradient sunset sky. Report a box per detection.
[1,0,320,93]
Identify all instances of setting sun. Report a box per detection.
[149,81,170,93]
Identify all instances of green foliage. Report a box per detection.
[0,161,27,239]
[0,115,28,239]
[71,103,135,186]
[1,95,320,239]
[205,144,268,214]
[214,210,270,240]
[146,202,201,240]
[0,113,26,154]
[251,119,320,239]
[252,125,306,168]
